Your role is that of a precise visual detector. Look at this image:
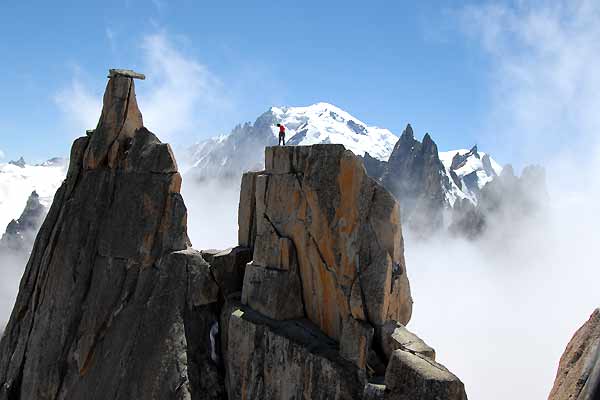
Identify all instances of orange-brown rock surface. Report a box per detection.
[239,145,413,340]
[225,144,467,399]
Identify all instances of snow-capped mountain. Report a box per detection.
[183,103,502,211]
[183,102,399,179]
[439,146,503,206]
[271,103,398,160]
[0,158,67,233]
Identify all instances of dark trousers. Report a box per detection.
[279,132,285,146]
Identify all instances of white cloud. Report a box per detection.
[0,149,4,159]
[462,0,600,170]
[53,70,103,136]
[137,32,231,143]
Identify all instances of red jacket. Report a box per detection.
[279,124,286,134]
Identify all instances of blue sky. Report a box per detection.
[1,1,599,170]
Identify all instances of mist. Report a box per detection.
[406,183,599,399]
[0,252,27,328]
[181,177,240,251]
[405,2,600,398]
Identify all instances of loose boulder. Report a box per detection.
[384,349,467,400]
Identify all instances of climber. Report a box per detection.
[276,123,286,146]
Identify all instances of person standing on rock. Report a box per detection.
[277,123,286,146]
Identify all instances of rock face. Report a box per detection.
[238,145,412,340]
[549,309,600,400]
[0,73,226,399]
[380,125,452,236]
[385,350,467,400]
[223,144,466,399]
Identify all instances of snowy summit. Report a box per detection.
[184,102,399,179]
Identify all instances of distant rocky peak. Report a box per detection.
[422,133,437,153]
[24,190,40,208]
[401,123,414,140]
[9,157,26,168]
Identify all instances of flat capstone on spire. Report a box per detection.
[107,68,146,80]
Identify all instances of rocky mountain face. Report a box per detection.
[549,309,600,400]
[0,72,198,399]
[364,127,546,238]
[227,144,466,399]
[0,72,467,399]
[0,191,46,253]
[377,124,452,236]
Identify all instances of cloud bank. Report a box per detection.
[405,2,600,399]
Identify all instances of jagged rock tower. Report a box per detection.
[0,71,225,399]
[0,71,467,399]
[380,124,451,237]
[225,145,466,399]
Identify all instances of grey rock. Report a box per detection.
[238,172,258,248]
[384,349,467,400]
[241,262,305,320]
[380,125,451,237]
[363,383,385,400]
[209,246,252,297]
[340,316,374,369]
[362,152,387,180]
[224,306,366,400]
[378,321,436,361]
[108,68,146,80]
[0,73,223,400]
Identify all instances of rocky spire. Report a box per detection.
[0,70,199,399]
[8,157,26,168]
[0,191,46,252]
[83,73,144,169]
[403,123,414,138]
[381,126,450,236]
